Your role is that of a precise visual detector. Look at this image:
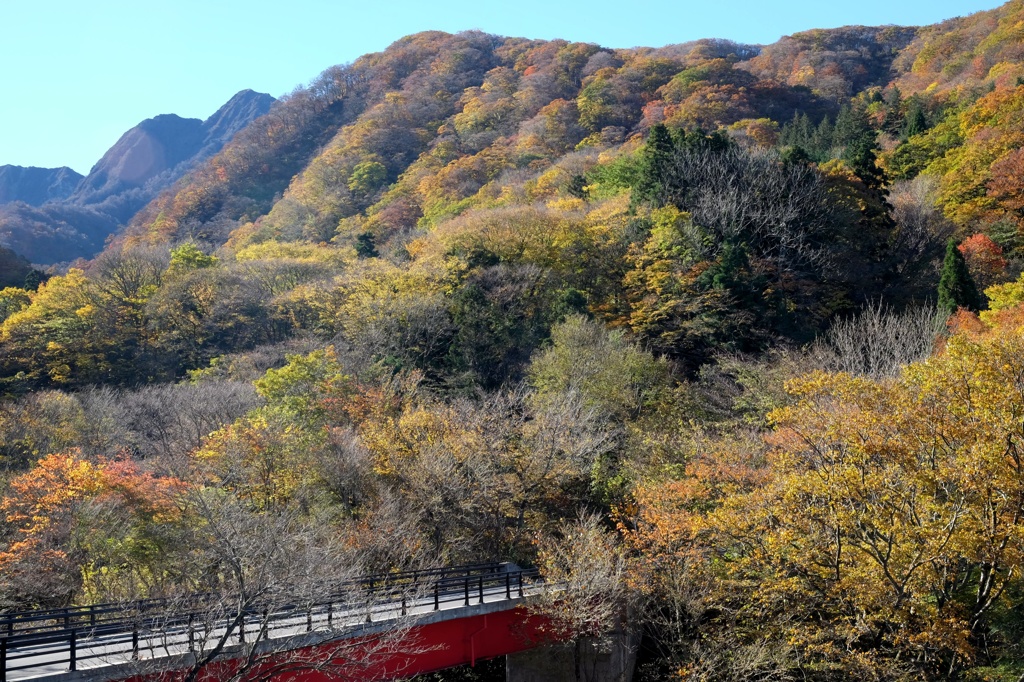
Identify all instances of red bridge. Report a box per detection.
[0,564,560,682]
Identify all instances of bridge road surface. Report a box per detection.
[3,567,542,681]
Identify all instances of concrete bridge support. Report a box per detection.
[505,621,638,682]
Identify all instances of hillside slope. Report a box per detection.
[125,3,1024,263]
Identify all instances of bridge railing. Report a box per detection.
[0,563,541,679]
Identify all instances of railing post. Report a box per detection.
[188,614,194,652]
[132,626,139,660]
[464,577,470,606]
[478,575,484,604]
[506,572,511,599]
[239,613,245,644]
[307,608,313,632]
[401,595,407,616]
[69,629,77,671]
[518,572,524,598]
[434,583,440,611]
[2,636,8,679]
[327,602,333,627]
[89,604,96,628]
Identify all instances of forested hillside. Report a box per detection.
[4,3,1024,681]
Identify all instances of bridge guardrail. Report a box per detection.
[0,563,541,679]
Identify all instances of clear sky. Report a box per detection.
[0,0,1006,174]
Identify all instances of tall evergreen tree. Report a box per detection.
[634,123,676,207]
[567,173,589,200]
[883,86,904,134]
[845,136,887,190]
[811,116,834,160]
[938,238,983,312]
[834,104,886,189]
[833,105,870,148]
[781,112,813,149]
[904,100,928,139]
[355,231,378,259]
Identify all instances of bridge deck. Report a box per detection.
[1,564,542,682]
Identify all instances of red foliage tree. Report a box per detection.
[958,233,1008,290]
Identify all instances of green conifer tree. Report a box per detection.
[833,105,869,148]
[833,104,886,189]
[812,116,834,160]
[567,174,589,200]
[904,103,928,139]
[633,123,676,207]
[355,231,378,259]
[883,87,903,134]
[938,238,983,312]
[781,112,813,149]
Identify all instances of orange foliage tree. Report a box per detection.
[0,450,183,607]
[986,146,1024,235]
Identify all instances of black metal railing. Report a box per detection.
[0,563,540,679]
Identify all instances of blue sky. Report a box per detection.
[0,0,1005,174]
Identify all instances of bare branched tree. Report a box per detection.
[888,176,955,266]
[382,386,615,562]
[531,512,629,640]
[88,244,170,303]
[119,381,261,460]
[658,147,835,273]
[106,489,431,682]
[884,176,955,299]
[528,513,632,682]
[810,301,947,378]
[679,638,796,682]
[633,539,798,682]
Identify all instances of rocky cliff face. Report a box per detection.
[69,114,207,213]
[0,90,275,264]
[0,166,83,206]
[69,90,276,219]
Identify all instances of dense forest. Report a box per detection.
[5,2,1024,680]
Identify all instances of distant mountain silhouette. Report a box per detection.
[0,166,83,206]
[0,90,275,264]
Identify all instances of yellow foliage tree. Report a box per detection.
[628,307,1024,680]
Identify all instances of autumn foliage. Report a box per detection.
[0,450,182,607]
[627,309,1024,680]
[958,233,1008,288]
